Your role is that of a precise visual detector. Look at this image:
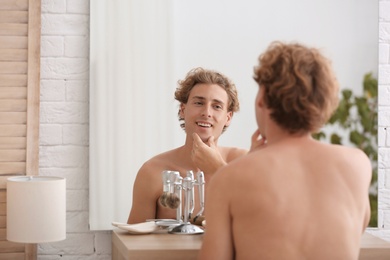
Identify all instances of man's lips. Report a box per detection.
[196,122,212,128]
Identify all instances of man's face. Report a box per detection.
[180,83,232,143]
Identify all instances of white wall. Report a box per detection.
[376,0,390,239]
[39,0,110,259]
[37,0,389,259]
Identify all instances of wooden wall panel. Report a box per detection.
[0,49,27,61]
[0,36,28,49]
[0,113,26,124]
[0,0,28,11]
[0,87,27,99]
[0,100,27,112]
[0,253,24,260]
[0,0,41,259]
[0,150,26,162]
[0,11,28,23]
[0,75,27,86]
[0,62,28,74]
[0,24,28,36]
[0,125,26,137]
[0,0,28,174]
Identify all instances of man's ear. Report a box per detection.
[257,87,265,108]
[225,111,233,127]
[179,103,185,118]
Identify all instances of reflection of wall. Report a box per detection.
[38,1,389,260]
[172,0,378,150]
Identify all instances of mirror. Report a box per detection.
[90,0,378,230]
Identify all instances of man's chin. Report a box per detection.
[197,133,210,143]
[200,137,210,143]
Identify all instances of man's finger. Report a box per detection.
[207,136,215,148]
[251,129,262,142]
[193,133,202,144]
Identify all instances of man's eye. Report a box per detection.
[194,101,203,105]
[214,105,223,109]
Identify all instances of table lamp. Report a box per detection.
[6,176,66,243]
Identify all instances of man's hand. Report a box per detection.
[250,129,267,152]
[191,133,226,174]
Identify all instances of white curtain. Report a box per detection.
[90,0,176,230]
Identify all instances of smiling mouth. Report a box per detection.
[196,122,212,128]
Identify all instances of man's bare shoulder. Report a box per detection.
[219,146,248,162]
[216,140,371,179]
[137,147,185,176]
[317,142,371,167]
[211,150,262,184]
[221,147,269,170]
[326,143,372,178]
[139,149,175,168]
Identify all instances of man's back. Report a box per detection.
[226,137,371,259]
[198,42,372,260]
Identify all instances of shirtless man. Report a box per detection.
[127,67,247,224]
[199,42,372,260]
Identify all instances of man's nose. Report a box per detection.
[201,105,212,117]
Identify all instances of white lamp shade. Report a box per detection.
[7,176,66,243]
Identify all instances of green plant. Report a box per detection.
[313,72,378,227]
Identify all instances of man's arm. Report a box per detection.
[359,150,373,233]
[198,169,234,260]
[127,164,161,224]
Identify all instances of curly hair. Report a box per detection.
[174,67,239,132]
[253,41,339,134]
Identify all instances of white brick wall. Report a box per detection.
[368,0,390,241]
[37,0,390,258]
[39,0,111,259]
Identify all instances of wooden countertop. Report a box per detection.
[112,228,390,260]
[359,231,390,259]
[112,228,202,260]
